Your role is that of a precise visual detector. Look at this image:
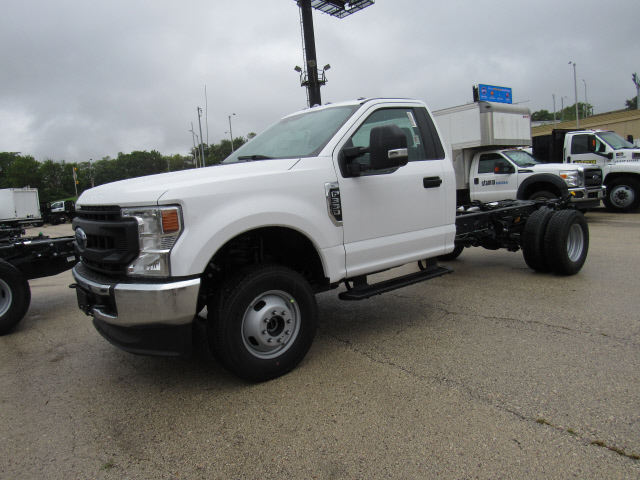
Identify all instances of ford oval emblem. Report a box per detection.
[75,227,88,252]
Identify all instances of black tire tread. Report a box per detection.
[521,208,554,272]
[0,260,31,335]
[207,263,317,381]
[543,210,589,275]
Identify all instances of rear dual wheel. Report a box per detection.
[521,209,589,275]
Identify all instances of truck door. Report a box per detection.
[470,153,518,202]
[334,105,454,278]
[567,134,606,167]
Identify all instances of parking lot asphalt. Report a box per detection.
[1,209,639,479]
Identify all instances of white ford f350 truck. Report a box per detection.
[71,98,590,381]
[433,102,605,208]
[532,129,640,212]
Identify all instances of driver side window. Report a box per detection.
[348,108,427,171]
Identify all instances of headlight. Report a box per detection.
[559,170,582,188]
[121,206,183,277]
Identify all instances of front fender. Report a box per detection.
[517,173,568,199]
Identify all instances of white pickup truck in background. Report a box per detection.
[532,129,640,212]
[434,102,605,208]
[70,98,591,381]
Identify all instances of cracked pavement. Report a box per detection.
[1,209,639,479]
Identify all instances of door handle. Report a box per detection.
[423,176,442,188]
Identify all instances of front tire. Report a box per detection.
[603,178,640,213]
[207,264,317,381]
[0,260,31,335]
[543,210,589,275]
[528,190,557,202]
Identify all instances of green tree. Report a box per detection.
[531,109,553,121]
[626,96,638,110]
[4,154,42,189]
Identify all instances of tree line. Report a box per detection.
[532,96,638,122]
[0,135,253,203]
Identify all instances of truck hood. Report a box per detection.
[77,159,300,206]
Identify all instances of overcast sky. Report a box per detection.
[1,0,638,163]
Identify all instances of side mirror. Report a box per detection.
[369,124,409,171]
[587,134,597,152]
[494,160,515,174]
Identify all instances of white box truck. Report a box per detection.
[0,188,43,227]
[433,102,604,208]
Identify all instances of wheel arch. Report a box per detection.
[200,226,331,298]
[517,174,568,199]
[603,171,640,186]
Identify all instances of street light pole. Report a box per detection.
[228,113,236,152]
[569,62,579,127]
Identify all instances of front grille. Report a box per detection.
[584,168,603,187]
[633,152,640,160]
[73,205,140,276]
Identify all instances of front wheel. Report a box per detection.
[207,264,317,381]
[603,178,640,213]
[0,260,31,335]
[528,190,557,202]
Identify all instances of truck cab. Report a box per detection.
[467,148,604,207]
[533,129,640,212]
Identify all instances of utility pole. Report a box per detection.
[633,73,640,110]
[197,107,205,167]
[189,123,199,168]
[552,94,557,125]
[583,79,588,118]
[228,113,236,152]
[569,61,579,127]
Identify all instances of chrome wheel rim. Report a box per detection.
[566,223,584,262]
[611,185,634,208]
[0,278,12,317]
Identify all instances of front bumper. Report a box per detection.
[568,186,605,207]
[71,262,200,356]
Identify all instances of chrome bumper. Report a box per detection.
[72,264,200,327]
[569,186,605,203]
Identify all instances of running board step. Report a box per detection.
[338,265,453,301]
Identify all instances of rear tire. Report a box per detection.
[543,210,589,275]
[0,260,31,335]
[521,208,554,272]
[207,264,317,381]
[603,178,640,213]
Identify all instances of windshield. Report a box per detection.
[223,105,359,164]
[502,149,540,167]
[597,131,635,150]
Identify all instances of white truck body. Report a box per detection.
[434,103,604,207]
[532,129,640,212]
[70,98,590,380]
[0,188,42,225]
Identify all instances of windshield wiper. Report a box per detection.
[236,155,273,161]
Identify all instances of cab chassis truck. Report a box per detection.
[69,98,589,381]
[0,227,77,334]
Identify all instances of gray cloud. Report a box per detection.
[1,0,638,163]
